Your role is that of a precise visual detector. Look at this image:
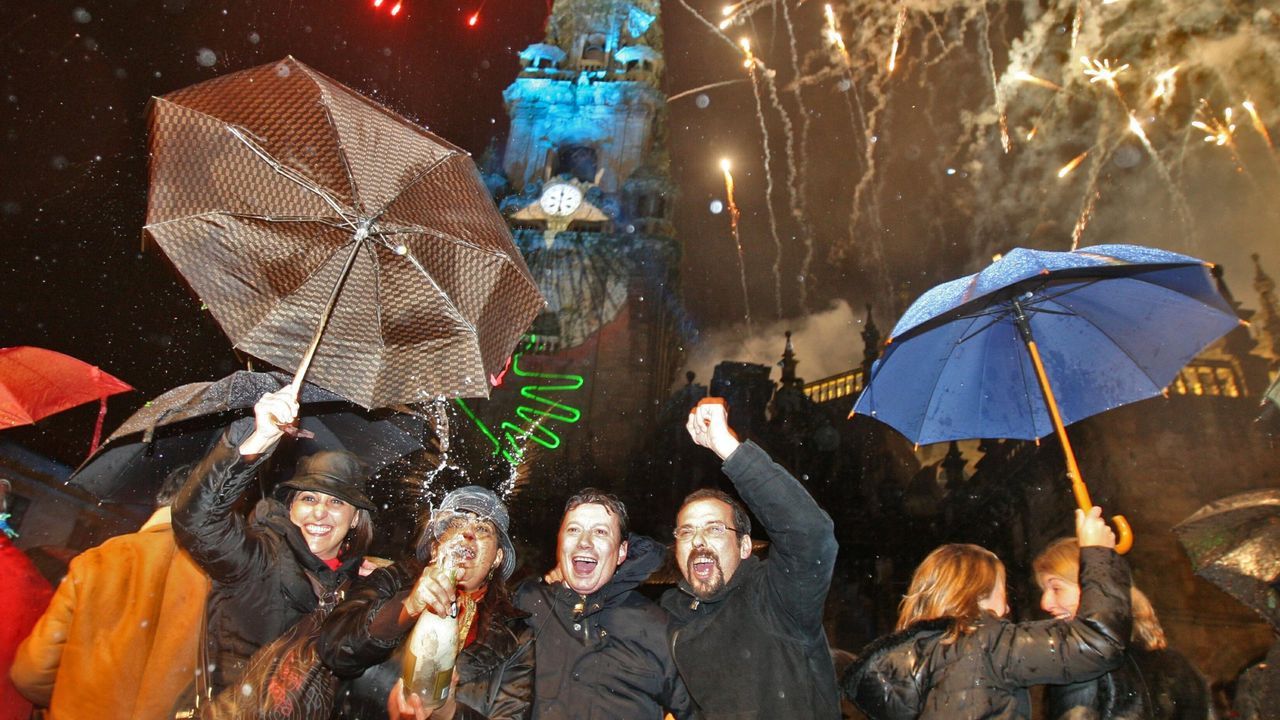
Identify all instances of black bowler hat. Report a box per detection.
[275,450,375,511]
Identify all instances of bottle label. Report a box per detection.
[430,667,452,702]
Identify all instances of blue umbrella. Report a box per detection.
[853,244,1242,553]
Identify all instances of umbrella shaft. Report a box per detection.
[289,239,364,398]
[1022,337,1091,509]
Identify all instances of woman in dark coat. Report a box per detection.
[1035,537,1211,719]
[317,485,533,720]
[843,507,1132,720]
[173,389,375,697]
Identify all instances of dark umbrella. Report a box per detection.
[69,371,425,506]
[853,244,1242,553]
[0,346,134,456]
[1174,489,1280,631]
[143,57,544,408]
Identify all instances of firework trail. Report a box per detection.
[668,78,749,103]
[759,63,808,311]
[1242,100,1274,151]
[721,159,755,334]
[741,40,786,321]
[888,6,906,74]
[779,0,815,314]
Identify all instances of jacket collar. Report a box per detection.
[141,506,172,531]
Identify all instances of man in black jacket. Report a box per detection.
[662,397,841,719]
[515,489,692,719]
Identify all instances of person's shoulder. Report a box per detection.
[512,575,551,611]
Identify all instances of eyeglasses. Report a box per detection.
[673,521,742,543]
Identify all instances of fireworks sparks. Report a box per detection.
[823,4,850,65]
[1014,71,1064,92]
[1081,57,1130,89]
[720,159,753,333]
[1071,189,1099,250]
[1242,100,1274,150]
[1058,151,1089,178]
[1150,66,1179,106]
[888,6,907,74]
[1192,102,1236,146]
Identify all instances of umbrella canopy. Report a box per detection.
[0,346,133,429]
[144,56,544,408]
[70,370,425,506]
[853,244,1240,444]
[1174,489,1280,631]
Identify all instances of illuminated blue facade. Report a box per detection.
[487,0,685,469]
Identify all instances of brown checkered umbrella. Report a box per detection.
[144,57,544,408]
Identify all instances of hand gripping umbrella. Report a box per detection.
[143,57,544,409]
[853,244,1243,554]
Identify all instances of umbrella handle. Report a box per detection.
[1111,514,1133,555]
[1016,307,1135,556]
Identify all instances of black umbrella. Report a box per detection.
[1173,489,1280,630]
[69,370,425,505]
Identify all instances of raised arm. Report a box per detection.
[993,508,1132,687]
[686,398,837,631]
[171,390,294,584]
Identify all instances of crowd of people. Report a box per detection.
[0,391,1258,719]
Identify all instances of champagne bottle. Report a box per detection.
[401,557,461,708]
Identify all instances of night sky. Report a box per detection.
[3,0,1277,466]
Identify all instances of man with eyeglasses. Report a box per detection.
[662,397,841,719]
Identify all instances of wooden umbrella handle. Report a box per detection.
[1025,335,1134,554]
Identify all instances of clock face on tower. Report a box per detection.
[539,183,583,217]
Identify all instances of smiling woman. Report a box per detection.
[171,389,376,698]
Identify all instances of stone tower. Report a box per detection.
[475,0,685,476]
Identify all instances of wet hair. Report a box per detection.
[283,490,374,560]
[897,543,1006,643]
[1033,537,1166,650]
[563,488,629,540]
[679,488,751,537]
[156,463,194,508]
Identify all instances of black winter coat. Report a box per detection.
[173,420,362,694]
[317,558,534,720]
[845,547,1133,720]
[1046,645,1211,720]
[660,440,842,720]
[514,534,692,720]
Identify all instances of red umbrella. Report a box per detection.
[0,346,134,455]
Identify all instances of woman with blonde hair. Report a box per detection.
[1035,538,1211,719]
[843,507,1133,719]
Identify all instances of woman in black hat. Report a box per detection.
[172,389,376,699]
[317,485,533,720]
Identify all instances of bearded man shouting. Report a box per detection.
[663,397,841,720]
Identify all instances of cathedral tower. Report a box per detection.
[472,0,684,476]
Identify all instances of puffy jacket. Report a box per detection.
[1046,645,1211,719]
[1,536,52,720]
[845,546,1132,720]
[172,420,362,694]
[10,512,207,720]
[318,557,534,720]
[661,440,842,720]
[515,534,692,720]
